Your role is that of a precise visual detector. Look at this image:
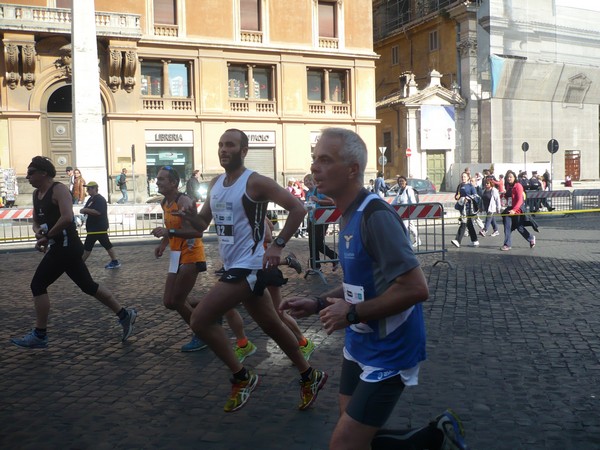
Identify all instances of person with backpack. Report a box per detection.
[116,168,128,204]
[391,176,421,248]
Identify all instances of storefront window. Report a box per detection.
[146,148,192,189]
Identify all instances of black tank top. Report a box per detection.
[34,182,78,247]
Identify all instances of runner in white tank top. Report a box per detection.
[177,129,328,413]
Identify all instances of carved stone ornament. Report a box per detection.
[123,49,137,93]
[4,43,20,89]
[108,48,122,92]
[55,44,72,80]
[21,44,36,90]
[457,38,477,57]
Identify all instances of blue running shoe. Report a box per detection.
[105,260,122,269]
[11,330,48,349]
[436,409,468,450]
[119,308,137,342]
[181,335,208,352]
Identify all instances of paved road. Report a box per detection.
[1,211,599,450]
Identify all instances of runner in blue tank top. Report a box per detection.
[280,128,468,450]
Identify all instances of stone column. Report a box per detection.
[72,0,108,198]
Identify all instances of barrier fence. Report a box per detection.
[1,189,599,245]
[304,202,449,284]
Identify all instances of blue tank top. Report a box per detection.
[339,194,426,370]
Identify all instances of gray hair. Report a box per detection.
[320,127,367,184]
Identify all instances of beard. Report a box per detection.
[221,150,243,172]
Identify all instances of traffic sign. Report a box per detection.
[521,142,529,152]
[547,139,559,154]
[378,156,387,165]
[406,147,412,157]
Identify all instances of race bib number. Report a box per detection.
[215,224,234,245]
[343,282,373,334]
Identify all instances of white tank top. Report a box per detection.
[211,169,268,270]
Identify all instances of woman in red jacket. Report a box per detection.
[501,170,536,251]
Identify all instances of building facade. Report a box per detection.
[0,0,378,202]
[373,0,600,191]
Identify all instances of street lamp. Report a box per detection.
[378,146,387,178]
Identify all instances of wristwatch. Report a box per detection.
[346,304,361,324]
[274,236,286,248]
[168,229,176,237]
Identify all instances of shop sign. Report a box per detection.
[244,131,275,147]
[145,130,193,147]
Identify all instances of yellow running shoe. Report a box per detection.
[298,369,328,410]
[234,341,257,362]
[224,371,259,412]
[300,339,316,361]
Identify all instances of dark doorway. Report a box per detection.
[47,85,72,113]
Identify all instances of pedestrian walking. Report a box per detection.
[11,156,136,349]
[501,170,537,251]
[451,172,480,248]
[80,181,121,269]
[116,168,128,203]
[280,128,467,450]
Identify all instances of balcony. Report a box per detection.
[153,24,178,37]
[309,103,350,115]
[319,37,339,49]
[241,31,263,43]
[0,4,141,38]
[229,100,276,114]
[143,97,194,112]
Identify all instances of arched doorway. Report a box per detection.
[42,84,108,173]
[44,85,74,170]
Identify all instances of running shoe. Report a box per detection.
[451,239,460,248]
[105,260,121,269]
[468,241,479,247]
[298,369,328,410]
[501,245,511,251]
[181,334,208,352]
[435,409,468,450]
[285,252,303,274]
[119,308,137,342]
[234,341,257,362]
[11,330,48,349]
[529,236,536,248]
[479,230,487,237]
[224,371,259,412]
[491,230,500,237]
[300,339,316,361]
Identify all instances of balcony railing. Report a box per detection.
[241,31,263,43]
[153,24,178,37]
[229,100,276,114]
[0,4,141,38]
[309,103,350,115]
[143,97,194,112]
[319,37,339,49]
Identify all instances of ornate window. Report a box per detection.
[228,63,276,113]
[307,67,350,115]
[140,60,192,111]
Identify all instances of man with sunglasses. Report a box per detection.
[11,157,137,349]
[178,129,327,413]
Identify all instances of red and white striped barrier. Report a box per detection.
[392,203,444,220]
[313,208,342,225]
[0,209,33,219]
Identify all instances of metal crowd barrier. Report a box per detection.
[303,202,449,284]
[524,190,572,213]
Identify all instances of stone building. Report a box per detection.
[373,0,600,191]
[0,0,377,202]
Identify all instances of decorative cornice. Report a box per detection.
[21,44,36,90]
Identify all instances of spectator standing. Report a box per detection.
[72,168,86,204]
[185,170,201,202]
[541,171,554,211]
[116,168,128,204]
[80,181,121,269]
[374,171,387,197]
[305,173,338,270]
[66,166,74,197]
[280,128,467,450]
[391,175,421,247]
